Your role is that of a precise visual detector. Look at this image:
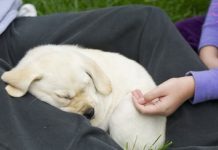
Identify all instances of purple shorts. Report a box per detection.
[175,16,205,53]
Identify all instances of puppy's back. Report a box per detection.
[77,46,167,149]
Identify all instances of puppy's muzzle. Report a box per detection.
[83,107,95,120]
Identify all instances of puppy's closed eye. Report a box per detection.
[55,90,75,100]
[57,94,73,100]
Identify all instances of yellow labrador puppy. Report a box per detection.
[1,45,166,149]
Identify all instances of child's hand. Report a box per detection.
[199,46,218,69]
[132,76,195,116]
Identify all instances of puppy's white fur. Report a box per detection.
[1,45,166,149]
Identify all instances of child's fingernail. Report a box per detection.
[136,90,144,98]
[132,90,139,99]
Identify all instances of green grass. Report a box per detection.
[23,0,210,21]
[124,135,172,150]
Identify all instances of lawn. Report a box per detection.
[23,0,210,22]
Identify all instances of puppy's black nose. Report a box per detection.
[83,108,95,120]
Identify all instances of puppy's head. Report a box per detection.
[1,46,112,121]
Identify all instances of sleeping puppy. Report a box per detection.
[1,44,166,149]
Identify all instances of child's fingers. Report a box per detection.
[131,89,146,104]
[132,94,162,115]
[133,94,171,116]
[144,87,164,102]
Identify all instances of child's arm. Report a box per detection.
[132,69,218,116]
[199,0,218,68]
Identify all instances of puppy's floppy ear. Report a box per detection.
[1,68,42,97]
[84,60,112,95]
